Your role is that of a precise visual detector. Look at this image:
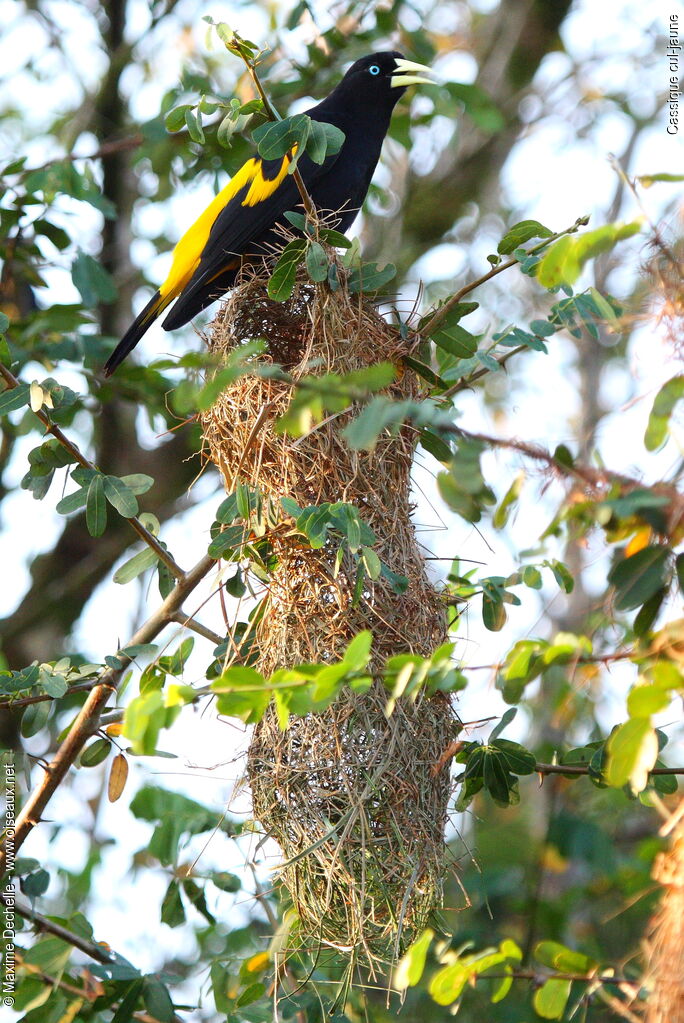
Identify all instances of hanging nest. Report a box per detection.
[200,260,457,967]
[643,805,684,1022]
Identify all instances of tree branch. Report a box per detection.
[0,360,184,580]
[535,762,684,778]
[0,553,216,873]
[7,897,184,1023]
[419,216,589,339]
[2,892,113,963]
[232,41,317,221]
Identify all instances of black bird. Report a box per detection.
[103,52,434,376]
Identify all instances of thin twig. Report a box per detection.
[238,51,317,220]
[2,892,114,962]
[16,134,144,180]
[419,216,589,339]
[465,649,638,671]
[0,360,184,579]
[9,905,185,1022]
[535,762,684,778]
[473,967,636,987]
[168,610,223,646]
[0,679,101,710]
[440,344,527,400]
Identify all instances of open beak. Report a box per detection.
[391,57,436,88]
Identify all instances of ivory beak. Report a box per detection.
[391,57,436,88]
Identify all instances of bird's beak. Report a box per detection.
[391,57,436,88]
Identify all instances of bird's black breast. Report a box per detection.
[300,102,391,231]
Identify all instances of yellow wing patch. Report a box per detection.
[242,150,293,206]
[159,152,294,300]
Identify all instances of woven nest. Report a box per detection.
[200,261,456,966]
[643,808,684,1022]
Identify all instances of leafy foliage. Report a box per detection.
[1,5,682,1023]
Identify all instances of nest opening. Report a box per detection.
[201,264,457,967]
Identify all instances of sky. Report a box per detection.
[1,0,683,1012]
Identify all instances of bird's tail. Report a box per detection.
[103,290,172,376]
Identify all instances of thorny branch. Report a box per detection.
[419,216,590,339]
[0,552,216,874]
[4,894,185,1023]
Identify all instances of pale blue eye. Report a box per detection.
[369,65,380,76]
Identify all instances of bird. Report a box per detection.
[103,52,434,376]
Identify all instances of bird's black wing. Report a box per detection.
[162,145,340,330]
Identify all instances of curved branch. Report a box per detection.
[0,553,215,874]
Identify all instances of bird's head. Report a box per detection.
[331,51,436,111]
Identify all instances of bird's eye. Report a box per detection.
[368,65,380,76]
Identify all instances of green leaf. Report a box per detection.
[111,979,145,1023]
[534,940,597,974]
[347,261,396,293]
[71,250,117,306]
[537,219,643,288]
[360,546,381,579]
[429,962,470,1005]
[210,870,241,892]
[489,707,516,742]
[627,684,671,717]
[319,226,352,248]
[103,475,140,518]
[644,375,684,450]
[424,304,479,358]
[634,586,667,636]
[120,473,155,495]
[607,718,659,792]
[184,106,205,144]
[395,928,433,989]
[482,590,506,632]
[342,630,372,671]
[637,172,684,187]
[306,119,345,164]
[114,547,159,584]
[482,749,514,803]
[20,700,50,737]
[267,239,306,301]
[253,113,310,160]
[493,472,524,528]
[305,241,328,282]
[165,104,192,132]
[55,486,88,515]
[522,565,542,589]
[608,545,670,611]
[494,738,536,774]
[161,880,186,927]
[212,666,270,724]
[497,219,553,255]
[547,558,575,593]
[86,474,107,537]
[142,976,175,1023]
[0,383,30,416]
[533,977,572,1019]
[80,737,111,767]
[21,868,50,898]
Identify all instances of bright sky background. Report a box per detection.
[1,0,683,1013]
